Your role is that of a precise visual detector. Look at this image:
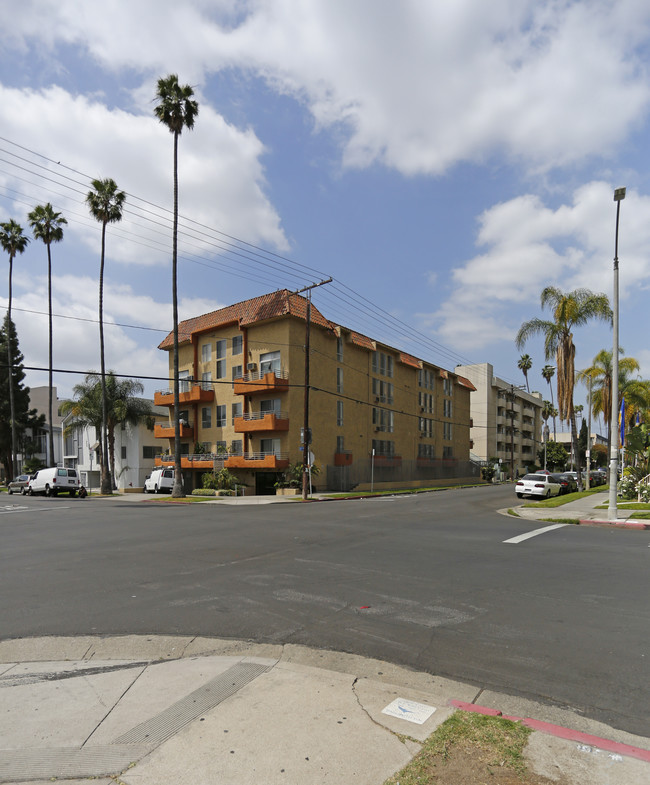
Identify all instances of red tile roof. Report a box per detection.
[399,352,421,369]
[158,290,334,350]
[348,331,375,351]
[457,375,477,391]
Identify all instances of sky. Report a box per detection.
[1,0,650,429]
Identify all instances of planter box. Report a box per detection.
[276,487,300,496]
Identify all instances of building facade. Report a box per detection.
[455,362,544,477]
[154,290,478,493]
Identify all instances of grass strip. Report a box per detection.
[383,711,532,785]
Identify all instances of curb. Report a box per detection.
[449,701,650,763]
[578,519,650,530]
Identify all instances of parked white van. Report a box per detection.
[28,467,80,497]
[144,467,176,494]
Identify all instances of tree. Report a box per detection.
[27,203,67,467]
[0,316,44,479]
[516,287,612,489]
[86,178,126,494]
[578,419,589,469]
[517,354,532,393]
[536,440,568,471]
[0,219,30,479]
[61,372,152,491]
[541,365,557,439]
[154,74,199,498]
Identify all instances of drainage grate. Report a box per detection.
[114,661,270,746]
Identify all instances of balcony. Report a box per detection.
[154,384,215,407]
[334,451,353,467]
[234,411,290,433]
[155,453,226,470]
[154,422,194,440]
[225,452,290,470]
[233,370,289,396]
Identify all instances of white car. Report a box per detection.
[515,473,562,499]
[144,467,175,494]
[28,467,80,497]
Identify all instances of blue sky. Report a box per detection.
[1,0,650,430]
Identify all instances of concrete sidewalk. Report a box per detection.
[506,489,650,527]
[0,635,648,784]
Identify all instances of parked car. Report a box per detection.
[144,467,176,494]
[515,473,563,499]
[587,470,606,486]
[550,472,578,494]
[28,467,80,497]
[7,474,32,494]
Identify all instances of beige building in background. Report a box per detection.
[455,362,544,477]
[154,290,478,493]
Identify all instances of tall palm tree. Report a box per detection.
[0,220,29,480]
[27,203,67,467]
[86,178,126,494]
[154,73,199,498]
[517,353,532,392]
[516,287,612,488]
[541,365,557,439]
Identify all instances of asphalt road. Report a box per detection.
[1,486,648,736]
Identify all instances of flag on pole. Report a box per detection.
[619,398,625,447]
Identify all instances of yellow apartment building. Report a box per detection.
[153,290,478,494]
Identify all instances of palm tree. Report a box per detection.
[61,372,152,490]
[0,220,29,480]
[154,74,199,498]
[86,178,126,494]
[517,354,532,392]
[541,365,557,439]
[27,203,67,467]
[577,349,641,456]
[516,287,612,488]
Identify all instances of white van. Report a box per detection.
[144,467,176,494]
[28,467,80,497]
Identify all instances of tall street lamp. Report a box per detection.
[608,187,626,520]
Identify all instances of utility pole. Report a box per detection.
[293,278,332,500]
[586,376,592,490]
[510,385,515,480]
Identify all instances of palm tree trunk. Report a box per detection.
[47,243,55,467]
[548,380,557,440]
[99,222,111,494]
[570,410,583,490]
[7,255,16,480]
[172,129,184,497]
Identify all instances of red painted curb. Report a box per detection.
[449,701,650,763]
[579,518,650,529]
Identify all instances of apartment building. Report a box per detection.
[154,290,478,493]
[455,362,543,477]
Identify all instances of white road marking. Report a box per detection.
[504,523,569,544]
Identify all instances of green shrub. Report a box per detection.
[192,488,216,496]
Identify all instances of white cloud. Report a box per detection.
[4,1,649,177]
[427,182,650,351]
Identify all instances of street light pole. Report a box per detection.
[608,187,625,520]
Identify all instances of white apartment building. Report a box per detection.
[455,363,544,477]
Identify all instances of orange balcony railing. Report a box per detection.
[233,371,289,396]
[224,452,289,470]
[154,423,194,440]
[154,384,215,407]
[233,411,289,433]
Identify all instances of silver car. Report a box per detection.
[7,474,32,494]
[515,473,562,499]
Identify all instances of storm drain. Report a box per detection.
[114,661,271,746]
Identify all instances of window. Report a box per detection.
[231,439,243,455]
[260,438,281,454]
[201,371,212,391]
[216,339,226,359]
[337,367,343,393]
[216,440,227,454]
[216,405,226,427]
[418,417,433,437]
[443,378,453,396]
[143,445,162,459]
[121,446,127,460]
[216,359,226,379]
[202,407,212,428]
[443,422,453,441]
[232,365,243,387]
[232,335,243,355]
[418,443,435,459]
[372,351,393,378]
[372,407,394,432]
[443,399,453,418]
[336,400,344,426]
[443,446,453,459]
[418,368,435,389]
[336,336,343,361]
[372,378,394,404]
[201,343,212,363]
[178,409,189,425]
[419,392,434,412]
[336,435,345,453]
[178,369,190,393]
[231,401,242,424]
[260,398,281,413]
[372,439,394,456]
[259,350,281,375]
